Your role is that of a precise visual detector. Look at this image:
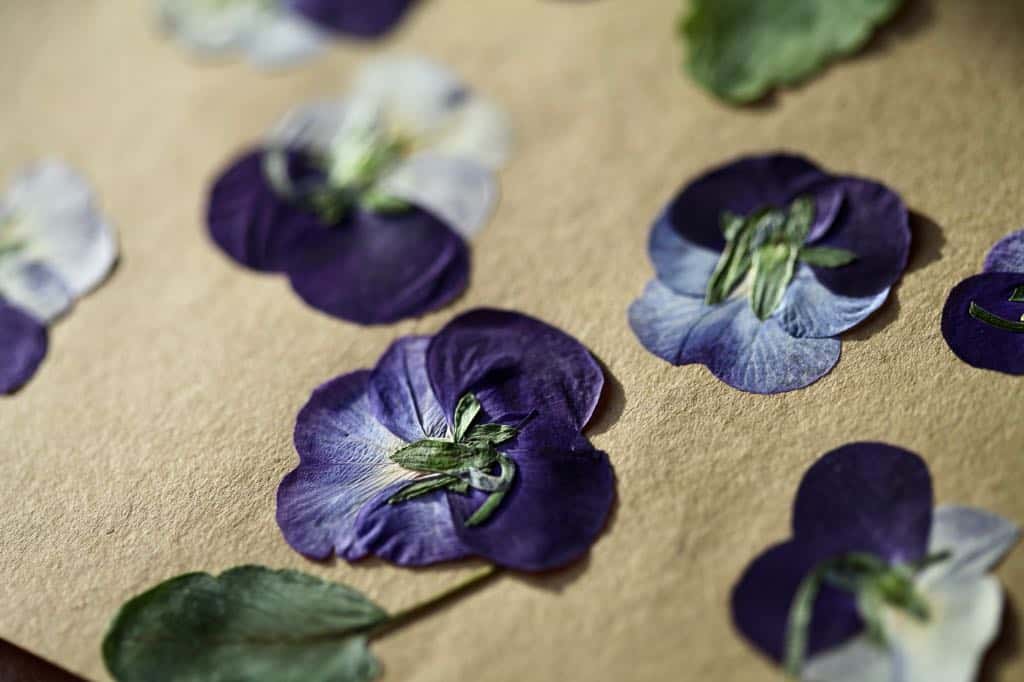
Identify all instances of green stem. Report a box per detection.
[368,565,502,641]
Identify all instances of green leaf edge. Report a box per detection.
[680,0,907,104]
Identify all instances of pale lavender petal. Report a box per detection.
[921,506,1019,583]
[779,265,891,338]
[983,229,1024,273]
[648,209,721,297]
[276,370,409,559]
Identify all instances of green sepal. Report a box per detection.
[705,209,764,305]
[463,423,518,447]
[387,474,462,504]
[969,301,1024,332]
[799,246,858,268]
[453,393,483,442]
[389,440,472,473]
[102,566,387,682]
[464,454,517,527]
[750,243,799,321]
[359,191,411,215]
[1010,285,1024,303]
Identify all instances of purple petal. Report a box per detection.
[663,154,834,252]
[648,209,721,297]
[206,148,324,272]
[286,207,469,325]
[367,336,448,442]
[287,0,414,38]
[276,370,410,560]
[346,481,471,566]
[0,299,47,394]
[983,229,1024,273]
[426,309,604,429]
[804,177,910,299]
[941,272,1024,375]
[793,442,933,565]
[778,266,891,338]
[446,418,614,572]
[731,540,863,663]
[628,280,840,394]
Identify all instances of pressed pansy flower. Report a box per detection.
[0,161,117,393]
[208,56,511,325]
[276,309,615,572]
[155,0,415,68]
[629,154,910,394]
[942,229,1024,375]
[732,442,1019,682]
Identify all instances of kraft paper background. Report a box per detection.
[1,1,1022,680]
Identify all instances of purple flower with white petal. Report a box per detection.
[155,0,415,68]
[276,309,615,572]
[628,154,910,394]
[208,56,511,325]
[732,442,1019,682]
[0,161,118,394]
[942,229,1024,375]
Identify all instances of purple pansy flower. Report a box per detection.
[155,0,415,68]
[629,154,910,394]
[732,442,1019,682]
[276,309,615,572]
[0,161,118,393]
[942,229,1024,375]
[208,56,511,325]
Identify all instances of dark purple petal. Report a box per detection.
[346,481,472,566]
[731,540,863,663]
[446,418,614,572]
[793,442,933,565]
[207,148,324,272]
[983,229,1024,273]
[0,299,47,394]
[426,309,604,429]
[287,0,414,38]
[276,370,410,559]
[367,335,448,442]
[664,154,835,252]
[804,177,910,298]
[286,207,469,325]
[941,272,1024,375]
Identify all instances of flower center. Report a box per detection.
[705,196,857,320]
[386,393,520,527]
[969,284,1024,330]
[784,550,950,676]
[262,112,413,224]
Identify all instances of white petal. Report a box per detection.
[350,56,466,138]
[885,576,1003,682]
[922,506,1020,584]
[430,96,512,170]
[242,13,326,69]
[804,636,893,682]
[269,98,349,152]
[3,160,118,299]
[0,262,72,323]
[155,0,268,56]
[377,153,497,239]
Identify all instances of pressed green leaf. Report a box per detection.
[103,566,387,682]
[453,393,483,442]
[390,439,469,472]
[682,0,905,104]
[798,246,858,268]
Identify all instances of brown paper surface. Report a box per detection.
[1,1,1022,680]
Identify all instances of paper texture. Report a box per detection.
[1,1,1021,680]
